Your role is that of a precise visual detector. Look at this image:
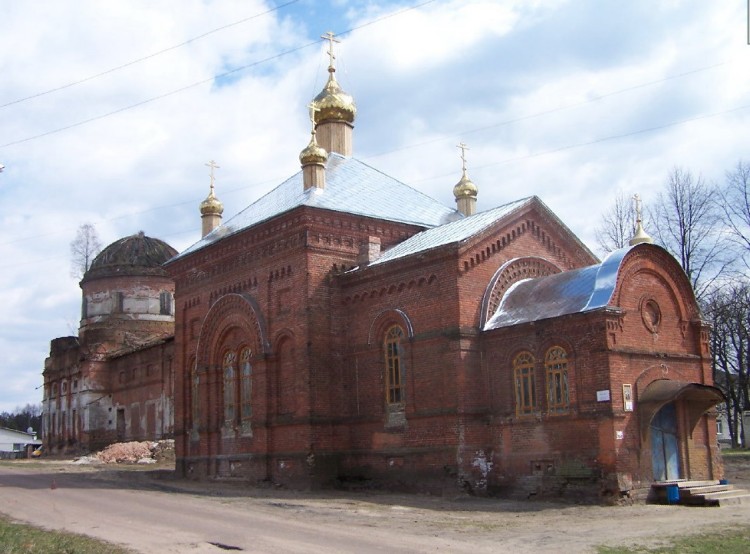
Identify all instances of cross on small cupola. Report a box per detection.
[453,142,478,217]
[629,193,653,245]
[322,31,340,73]
[307,102,320,130]
[300,102,328,190]
[205,160,220,190]
[310,30,356,156]
[199,159,224,238]
[458,142,469,175]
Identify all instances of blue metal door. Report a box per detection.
[651,402,680,481]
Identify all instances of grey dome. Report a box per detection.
[82,231,177,282]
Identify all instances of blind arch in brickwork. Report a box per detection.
[480,257,561,328]
[195,293,269,373]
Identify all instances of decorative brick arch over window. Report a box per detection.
[195,293,267,439]
[545,346,569,413]
[513,351,536,416]
[367,308,414,345]
[196,293,269,366]
[481,257,561,328]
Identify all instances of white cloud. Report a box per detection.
[0,0,749,411]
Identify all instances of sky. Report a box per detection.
[0,0,748,413]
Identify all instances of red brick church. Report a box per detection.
[45,40,723,499]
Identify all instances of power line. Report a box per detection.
[366,62,727,159]
[0,43,317,150]
[0,0,301,110]
[0,0,438,150]
[0,100,745,265]
[409,102,750,184]
[0,2,738,254]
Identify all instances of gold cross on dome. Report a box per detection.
[321,31,340,69]
[205,160,220,188]
[457,142,470,173]
[633,193,643,223]
[307,102,320,129]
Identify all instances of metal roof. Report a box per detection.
[175,154,461,259]
[370,197,534,266]
[85,232,177,281]
[483,245,632,330]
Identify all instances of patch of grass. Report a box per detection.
[597,525,750,553]
[0,514,133,553]
[721,448,750,458]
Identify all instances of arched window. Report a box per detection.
[240,347,252,422]
[384,325,405,404]
[545,346,569,413]
[223,350,236,426]
[513,351,536,416]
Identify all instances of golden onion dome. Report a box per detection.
[200,186,224,216]
[453,172,478,199]
[299,132,328,165]
[313,69,356,124]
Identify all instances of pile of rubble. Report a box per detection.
[72,440,175,465]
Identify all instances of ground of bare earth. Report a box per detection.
[0,454,749,553]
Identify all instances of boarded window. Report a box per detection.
[160,291,172,315]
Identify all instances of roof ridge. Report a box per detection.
[370,196,535,267]
[173,156,459,260]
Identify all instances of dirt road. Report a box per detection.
[1,461,749,553]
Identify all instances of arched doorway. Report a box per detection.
[638,379,724,483]
[650,402,680,481]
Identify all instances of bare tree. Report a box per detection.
[706,282,750,447]
[70,223,102,279]
[595,191,636,254]
[718,160,750,265]
[649,167,729,301]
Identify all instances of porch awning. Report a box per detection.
[638,379,725,440]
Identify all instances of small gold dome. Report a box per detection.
[300,132,328,165]
[629,194,653,246]
[200,187,223,216]
[453,173,478,199]
[313,69,356,124]
[629,221,654,246]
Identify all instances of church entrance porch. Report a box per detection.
[638,379,724,484]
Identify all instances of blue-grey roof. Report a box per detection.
[483,245,632,330]
[370,197,534,266]
[175,154,461,259]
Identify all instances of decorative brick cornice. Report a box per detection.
[342,274,438,305]
[460,218,579,275]
[174,230,305,290]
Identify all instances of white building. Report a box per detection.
[0,427,38,456]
